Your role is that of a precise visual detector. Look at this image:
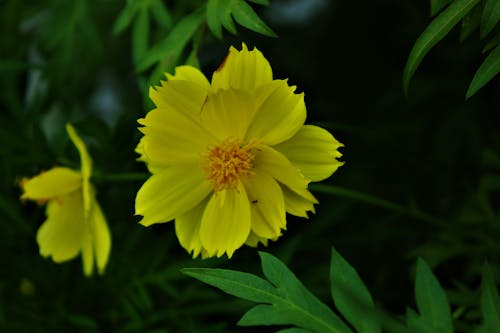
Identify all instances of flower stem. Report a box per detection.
[309,183,447,227]
[92,172,149,182]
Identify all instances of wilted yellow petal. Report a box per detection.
[200,89,255,140]
[88,195,111,275]
[36,190,87,263]
[175,199,208,258]
[211,43,273,91]
[246,80,306,145]
[21,167,82,201]
[244,172,285,239]
[66,123,93,217]
[136,166,212,226]
[199,184,251,258]
[165,65,211,91]
[275,125,344,182]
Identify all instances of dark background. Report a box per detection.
[1,0,499,332]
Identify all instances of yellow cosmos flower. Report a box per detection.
[21,124,111,276]
[136,43,344,258]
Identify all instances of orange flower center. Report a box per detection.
[204,139,258,191]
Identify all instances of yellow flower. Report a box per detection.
[21,124,111,276]
[136,43,344,258]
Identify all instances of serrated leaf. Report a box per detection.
[466,43,500,98]
[112,1,139,35]
[480,263,500,332]
[403,0,480,95]
[480,0,500,38]
[136,8,204,72]
[181,268,278,303]
[330,248,380,333]
[414,258,453,333]
[460,5,482,42]
[207,0,223,38]
[232,0,277,37]
[430,0,454,16]
[150,0,173,30]
[257,252,353,333]
[132,7,149,65]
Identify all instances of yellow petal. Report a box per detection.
[200,89,255,140]
[136,166,212,226]
[244,172,285,239]
[211,43,273,91]
[246,80,306,145]
[254,145,317,205]
[199,184,251,258]
[21,167,82,201]
[165,65,211,91]
[81,226,94,276]
[274,125,344,182]
[36,190,87,263]
[66,123,93,216]
[175,199,208,258]
[245,231,272,247]
[149,79,207,118]
[138,105,216,167]
[281,185,316,218]
[89,195,111,275]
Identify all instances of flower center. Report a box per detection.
[204,138,257,191]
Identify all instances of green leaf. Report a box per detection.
[483,33,500,53]
[207,0,224,39]
[276,329,315,333]
[150,0,173,30]
[184,252,353,333]
[430,0,454,16]
[406,308,433,333]
[466,43,500,98]
[247,0,270,6]
[219,0,238,35]
[136,8,204,72]
[255,252,353,333]
[132,7,149,65]
[414,258,453,333]
[460,5,482,42]
[112,1,139,35]
[232,0,277,37]
[403,0,480,95]
[480,0,500,38]
[480,263,500,332]
[330,248,380,333]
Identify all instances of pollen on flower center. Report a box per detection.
[204,139,257,191]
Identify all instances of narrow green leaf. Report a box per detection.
[207,0,223,38]
[430,0,454,16]
[132,7,149,65]
[276,328,315,333]
[150,0,173,30]
[483,33,500,53]
[403,0,480,95]
[330,248,380,333]
[480,0,500,38]
[258,252,353,333]
[480,263,500,332]
[414,258,453,333]
[232,0,277,37]
[248,0,270,5]
[460,5,482,42]
[112,1,139,35]
[219,0,238,34]
[406,308,433,333]
[466,44,500,98]
[136,9,204,72]
[181,268,277,303]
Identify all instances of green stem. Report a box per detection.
[92,172,149,182]
[309,183,447,227]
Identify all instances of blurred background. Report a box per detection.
[1,0,499,332]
